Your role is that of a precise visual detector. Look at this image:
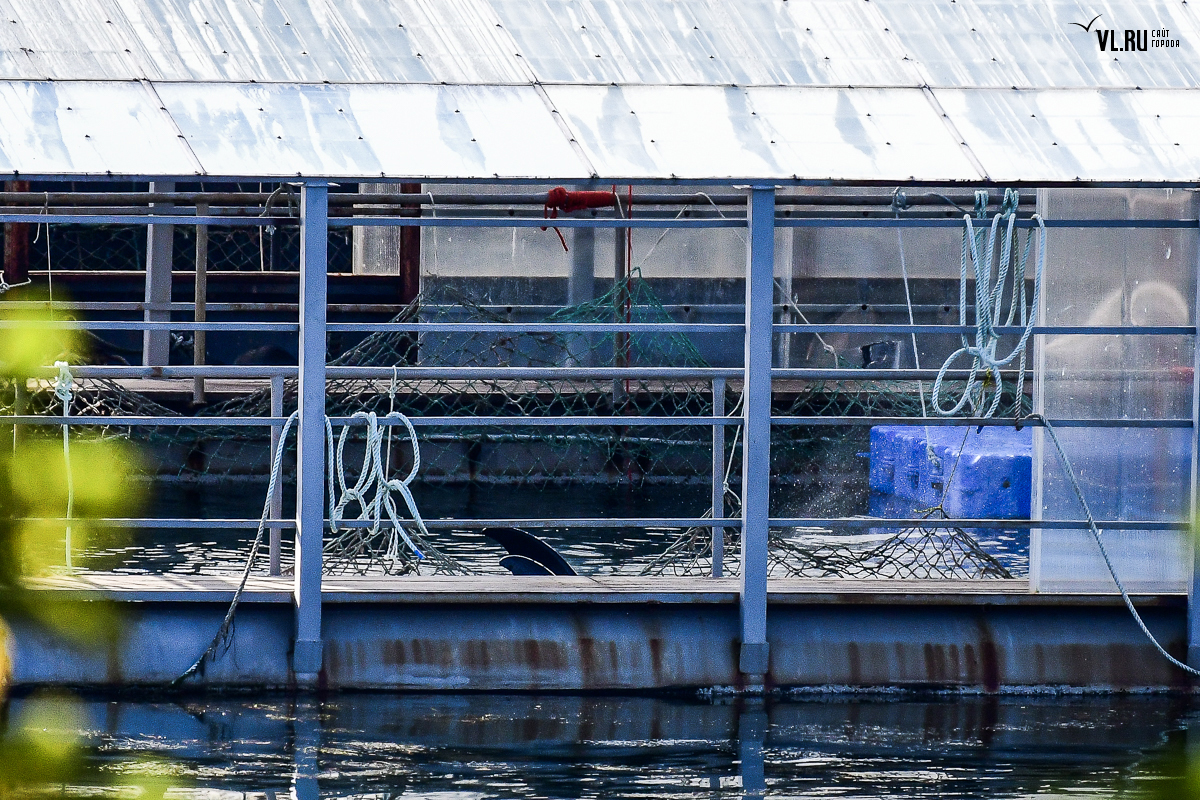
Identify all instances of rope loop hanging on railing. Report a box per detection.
[329,410,428,562]
[931,188,1045,418]
[53,360,75,569]
[176,403,465,682]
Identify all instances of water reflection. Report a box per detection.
[5,693,1194,798]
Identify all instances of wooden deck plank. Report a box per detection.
[22,572,1185,606]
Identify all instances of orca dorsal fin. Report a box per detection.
[483,527,577,576]
[499,554,555,576]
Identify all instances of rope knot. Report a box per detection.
[53,360,73,408]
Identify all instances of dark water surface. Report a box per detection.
[9,693,1193,798]
[78,480,1029,576]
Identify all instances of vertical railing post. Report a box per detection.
[269,374,285,577]
[295,182,327,683]
[1187,211,1200,667]
[711,376,726,578]
[740,185,775,683]
[193,202,208,404]
[143,180,174,366]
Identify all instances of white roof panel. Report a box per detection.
[744,86,980,181]
[545,85,786,179]
[489,0,921,87]
[545,85,979,181]
[0,0,143,80]
[110,0,530,84]
[157,82,587,178]
[876,0,1200,89]
[0,1,1195,182]
[0,81,198,175]
[937,89,1200,183]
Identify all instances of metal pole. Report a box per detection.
[740,185,775,683]
[270,374,285,577]
[712,377,726,578]
[568,219,596,368]
[613,201,629,402]
[143,180,174,366]
[3,179,29,288]
[1188,207,1200,667]
[294,182,327,684]
[1030,189,1049,592]
[193,202,208,404]
[569,226,596,306]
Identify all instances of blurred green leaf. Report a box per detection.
[0,305,164,798]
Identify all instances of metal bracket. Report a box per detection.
[739,641,770,676]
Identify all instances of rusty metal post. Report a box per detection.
[193,203,208,404]
[398,183,421,306]
[740,185,775,683]
[712,377,726,578]
[398,183,421,365]
[269,374,285,577]
[3,180,30,290]
[295,182,328,684]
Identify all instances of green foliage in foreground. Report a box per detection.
[0,297,171,799]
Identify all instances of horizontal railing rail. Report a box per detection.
[20,517,1190,531]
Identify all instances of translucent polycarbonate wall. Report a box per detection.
[416,185,748,283]
[1033,188,1197,592]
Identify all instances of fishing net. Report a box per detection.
[16,223,353,274]
[1,270,1021,579]
[639,520,1012,579]
[639,479,1014,580]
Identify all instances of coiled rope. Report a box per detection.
[925,190,1196,675]
[327,411,431,563]
[176,407,447,683]
[932,189,1044,418]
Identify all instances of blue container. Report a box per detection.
[869,426,1032,520]
[868,426,898,495]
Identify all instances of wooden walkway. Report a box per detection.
[25,573,1185,607]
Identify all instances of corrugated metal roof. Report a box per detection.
[0,0,1196,182]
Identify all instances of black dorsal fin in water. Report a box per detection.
[483,527,577,576]
[499,554,555,576]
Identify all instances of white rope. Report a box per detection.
[52,361,74,570]
[176,409,300,684]
[328,411,430,562]
[895,224,941,478]
[0,272,30,295]
[176,404,445,682]
[932,190,1044,418]
[1034,414,1200,676]
[427,191,439,278]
